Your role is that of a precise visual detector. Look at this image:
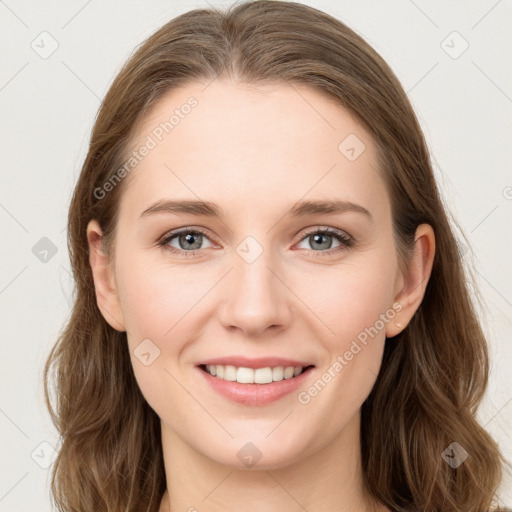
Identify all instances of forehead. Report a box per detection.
[118,79,389,224]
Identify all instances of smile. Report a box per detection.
[196,363,316,406]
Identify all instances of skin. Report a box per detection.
[87,79,435,512]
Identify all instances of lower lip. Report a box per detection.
[196,365,315,406]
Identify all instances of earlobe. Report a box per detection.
[86,219,126,332]
[386,223,436,338]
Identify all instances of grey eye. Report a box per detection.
[297,232,342,251]
[167,231,213,251]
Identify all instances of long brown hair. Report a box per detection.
[43,1,509,510]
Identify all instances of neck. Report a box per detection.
[159,411,387,512]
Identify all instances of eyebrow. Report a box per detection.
[139,198,372,222]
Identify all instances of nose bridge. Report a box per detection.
[218,232,290,334]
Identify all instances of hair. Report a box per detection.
[43,1,509,511]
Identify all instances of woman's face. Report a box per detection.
[94,79,407,468]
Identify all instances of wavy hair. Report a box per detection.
[44,1,509,510]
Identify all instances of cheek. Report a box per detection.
[117,255,200,338]
[294,268,393,436]
[304,259,396,342]
[117,258,215,402]
[117,259,199,417]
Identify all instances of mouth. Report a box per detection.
[199,364,315,384]
[195,362,316,406]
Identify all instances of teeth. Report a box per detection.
[204,364,306,384]
[283,366,295,379]
[224,365,236,381]
[272,366,284,381]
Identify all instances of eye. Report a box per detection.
[158,226,354,258]
[158,228,214,256]
[295,227,354,257]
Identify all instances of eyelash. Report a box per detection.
[158,226,354,258]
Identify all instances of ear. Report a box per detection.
[86,219,126,332]
[386,223,436,338]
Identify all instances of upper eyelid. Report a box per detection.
[298,226,351,238]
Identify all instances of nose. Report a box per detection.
[216,246,292,337]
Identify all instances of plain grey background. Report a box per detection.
[0,0,511,510]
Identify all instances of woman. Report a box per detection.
[44,1,509,510]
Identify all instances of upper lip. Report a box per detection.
[197,356,314,369]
